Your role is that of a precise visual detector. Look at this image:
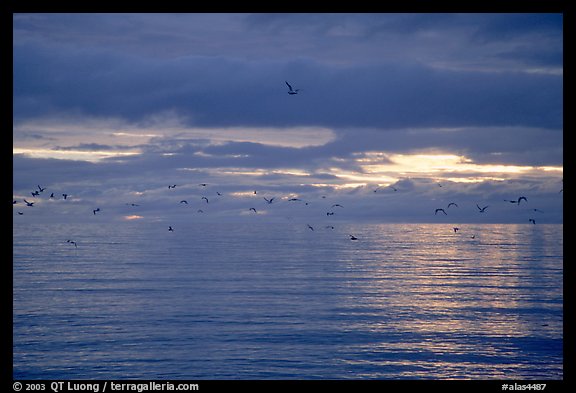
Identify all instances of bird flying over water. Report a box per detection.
[168,226,174,232]
[285,81,300,95]
[476,204,489,213]
[505,196,528,205]
[202,197,209,204]
[66,239,77,248]
[23,199,34,207]
[249,207,257,213]
[435,208,447,215]
[529,218,536,225]
[307,224,314,231]
[180,200,188,204]
[447,202,458,209]
[93,208,101,215]
[264,197,275,204]
[349,234,358,240]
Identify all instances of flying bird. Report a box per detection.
[476,204,489,213]
[50,193,55,198]
[285,81,300,95]
[307,224,314,231]
[180,200,188,204]
[66,239,78,248]
[202,197,209,204]
[31,191,40,197]
[517,196,527,205]
[93,208,101,215]
[331,204,344,208]
[23,199,34,207]
[326,212,335,216]
[168,185,177,189]
[263,197,275,204]
[17,212,23,215]
[168,226,174,232]
[37,185,46,193]
[435,208,447,215]
[288,198,302,202]
[349,234,358,240]
[447,202,458,209]
[249,207,257,213]
[62,193,68,200]
[529,218,536,225]
[199,183,207,187]
[453,227,460,233]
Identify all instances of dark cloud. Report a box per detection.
[13,41,563,130]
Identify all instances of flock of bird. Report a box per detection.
[13,81,562,249]
[13,177,560,250]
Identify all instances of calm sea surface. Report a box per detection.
[13,222,563,380]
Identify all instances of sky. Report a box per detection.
[12,13,563,224]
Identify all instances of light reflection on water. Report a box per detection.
[13,222,562,379]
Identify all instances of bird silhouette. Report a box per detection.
[249,207,257,213]
[23,199,34,207]
[62,194,68,200]
[37,185,46,193]
[180,200,188,204]
[476,204,489,213]
[93,208,101,215]
[529,218,536,225]
[263,197,275,204]
[453,227,460,233]
[202,197,209,204]
[435,208,447,215]
[168,226,174,232]
[447,202,458,208]
[349,234,358,240]
[307,224,314,231]
[285,81,301,95]
[66,239,78,248]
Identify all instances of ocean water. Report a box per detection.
[13,222,563,380]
